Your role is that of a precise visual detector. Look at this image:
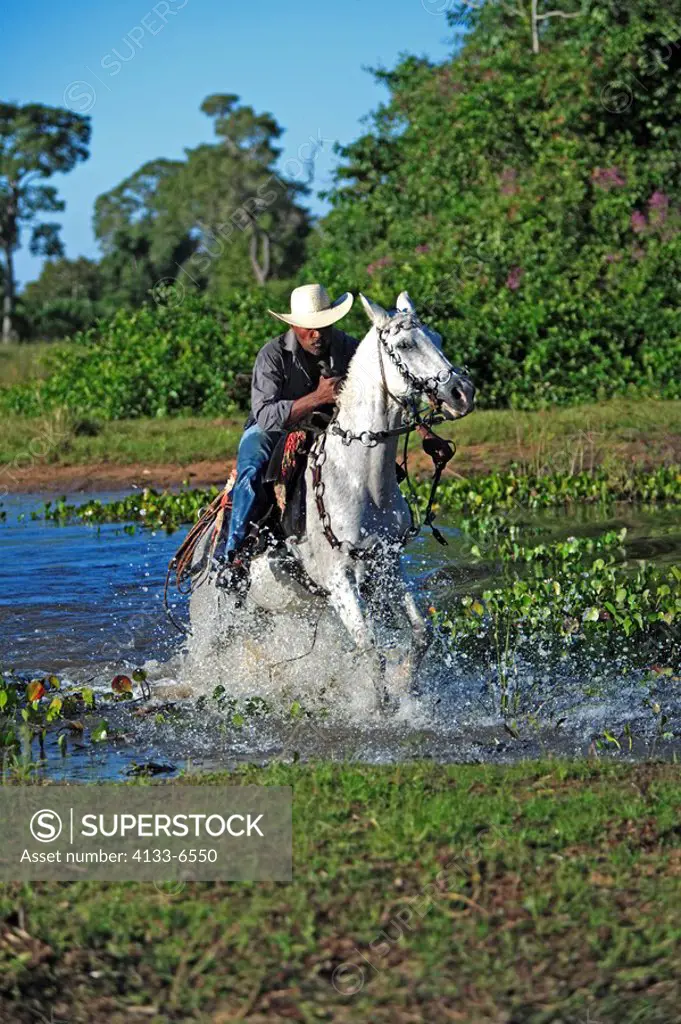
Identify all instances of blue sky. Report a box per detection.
[1,0,458,289]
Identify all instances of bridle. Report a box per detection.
[376,313,456,407]
[329,314,453,446]
[308,313,461,556]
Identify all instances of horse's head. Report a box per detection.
[359,291,475,421]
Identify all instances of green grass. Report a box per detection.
[1,398,680,473]
[0,342,55,388]
[444,397,681,474]
[0,411,245,467]
[2,759,681,1022]
[450,396,681,445]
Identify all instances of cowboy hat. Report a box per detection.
[268,283,353,329]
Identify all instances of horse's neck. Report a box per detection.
[335,330,405,443]
[325,331,405,507]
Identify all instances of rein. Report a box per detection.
[310,315,455,556]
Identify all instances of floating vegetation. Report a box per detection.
[0,667,152,772]
[36,487,221,532]
[425,464,681,514]
[434,561,680,646]
[431,512,679,660]
[24,466,681,533]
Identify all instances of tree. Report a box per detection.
[0,102,90,342]
[22,256,102,304]
[93,158,196,307]
[92,95,311,301]
[188,93,310,286]
[306,0,681,407]
[451,0,582,54]
[20,256,104,339]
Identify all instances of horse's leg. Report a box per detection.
[328,568,388,707]
[369,557,429,642]
[329,567,376,649]
[394,575,432,696]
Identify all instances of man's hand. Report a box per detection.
[314,375,342,405]
[285,376,343,427]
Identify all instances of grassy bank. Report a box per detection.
[0,342,54,388]
[2,759,681,1023]
[1,398,681,475]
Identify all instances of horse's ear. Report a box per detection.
[396,291,416,315]
[359,293,390,327]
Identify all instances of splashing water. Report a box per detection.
[2,493,680,779]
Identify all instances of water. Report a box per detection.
[2,492,680,779]
[2,492,184,673]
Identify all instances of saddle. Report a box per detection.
[261,428,313,542]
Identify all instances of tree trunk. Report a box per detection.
[2,245,14,344]
[531,0,540,53]
[249,227,271,285]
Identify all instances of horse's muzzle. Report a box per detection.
[439,371,476,421]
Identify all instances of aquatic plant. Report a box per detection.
[434,562,680,647]
[0,668,152,771]
[29,466,681,533]
[426,465,681,515]
[37,486,221,532]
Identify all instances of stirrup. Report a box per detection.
[214,554,250,593]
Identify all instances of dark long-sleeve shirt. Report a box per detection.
[246,327,360,432]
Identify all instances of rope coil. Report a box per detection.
[163,475,235,632]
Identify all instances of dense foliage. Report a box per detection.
[17,257,108,340]
[306,0,681,407]
[0,288,285,418]
[6,0,681,410]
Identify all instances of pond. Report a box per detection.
[2,491,680,780]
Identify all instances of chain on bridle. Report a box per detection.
[308,313,457,556]
[377,313,455,405]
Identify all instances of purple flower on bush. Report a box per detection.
[592,166,626,190]
[648,190,669,226]
[499,167,518,196]
[649,190,669,210]
[604,252,622,264]
[505,266,524,290]
[366,256,393,277]
[631,211,647,233]
[414,244,431,254]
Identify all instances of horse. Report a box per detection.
[186,292,475,711]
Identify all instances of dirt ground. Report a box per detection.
[1,458,235,495]
[3,434,680,495]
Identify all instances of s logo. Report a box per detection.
[30,809,63,843]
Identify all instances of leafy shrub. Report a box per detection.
[305,0,681,409]
[0,289,276,419]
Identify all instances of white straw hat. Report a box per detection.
[268,284,353,329]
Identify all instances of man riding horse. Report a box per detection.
[218,283,453,584]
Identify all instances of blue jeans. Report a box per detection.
[224,424,282,557]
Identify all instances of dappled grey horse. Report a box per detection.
[189,292,475,708]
